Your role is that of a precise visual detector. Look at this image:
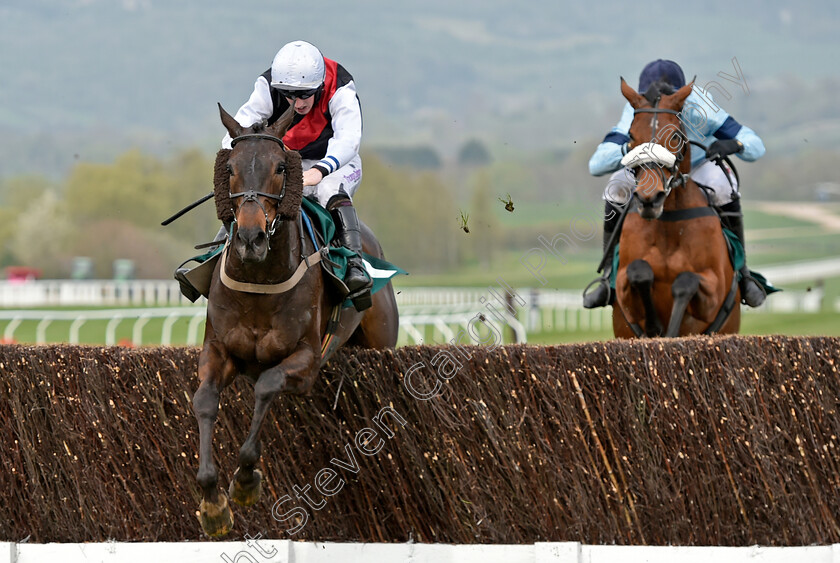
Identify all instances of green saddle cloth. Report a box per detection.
[609,228,780,295]
[300,198,406,306]
[183,199,406,305]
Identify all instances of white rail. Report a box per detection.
[0,285,834,346]
[1,540,838,563]
[398,304,528,345]
[0,307,206,346]
[0,279,198,308]
[0,305,524,347]
[757,257,840,284]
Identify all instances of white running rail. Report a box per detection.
[0,307,206,346]
[1,540,838,563]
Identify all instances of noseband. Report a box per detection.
[228,133,288,243]
[631,102,688,200]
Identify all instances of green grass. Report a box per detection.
[487,201,834,231]
[492,200,599,228]
[749,232,840,265]
[3,202,838,346]
[397,199,840,291]
[523,309,840,344]
[2,307,836,347]
[739,310,840,337]
[0,312,205,347]
[742,207,817,230]
[393,249,601,289]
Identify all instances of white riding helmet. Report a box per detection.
[270,40,326,91]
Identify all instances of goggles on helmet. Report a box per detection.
[274,85,321,100]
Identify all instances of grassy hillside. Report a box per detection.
[1,0,839,178]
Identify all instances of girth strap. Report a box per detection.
[219,244,323,294]
[656,206,718,222]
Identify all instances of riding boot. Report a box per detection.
[174,225,228,302]
[328,197,373,311]
[720,200,766,308]
[583,202,621,309]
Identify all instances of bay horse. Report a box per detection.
[612,79,740,338]
[193,104,399,537]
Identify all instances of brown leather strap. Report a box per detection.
[219,244,322,294]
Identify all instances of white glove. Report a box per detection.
[620,142,676,169]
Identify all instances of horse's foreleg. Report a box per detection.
[626,259,662,337]
[194,378,235,537]
[666,272,701,337]
[683,268,733,334]
[230,347,318,507]
[194,379,221,498]
[194,344,236,537]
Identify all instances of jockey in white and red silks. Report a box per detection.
[221,40,371,304]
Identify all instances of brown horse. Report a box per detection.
[612,79,740,338]
[193,105,399,537]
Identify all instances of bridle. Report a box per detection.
[227,133,288,244]
[631,101,688,200]
[220,132,326,295]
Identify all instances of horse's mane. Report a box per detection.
[643,80,676,106]
[213,123,304,224]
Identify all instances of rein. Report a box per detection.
[228,132,289,244]
[630,105,688,201]
[222,131,319,294]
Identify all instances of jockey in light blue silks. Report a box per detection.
[582,59,767,309]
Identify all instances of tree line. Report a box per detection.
[0,148,502,279]
[1,140,835,280]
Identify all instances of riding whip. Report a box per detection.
[161,192,214,226]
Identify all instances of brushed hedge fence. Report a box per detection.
[1,335,839,545]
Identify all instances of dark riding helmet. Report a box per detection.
[639,59,686,92]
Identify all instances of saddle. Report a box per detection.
[177,197,404,305]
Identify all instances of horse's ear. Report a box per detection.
[666,81,694,110]
[218,103,242,138]
[620,77,646,108]
[268,106,295,138]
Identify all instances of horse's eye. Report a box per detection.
[226,163,234,175]
[275,163,286,174]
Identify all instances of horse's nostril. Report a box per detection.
[249,231,267,251]
[236,228,266,249]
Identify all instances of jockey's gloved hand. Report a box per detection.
[705,139,743,161]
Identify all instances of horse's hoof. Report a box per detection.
[198,493,234,538]
[229,468,263,507]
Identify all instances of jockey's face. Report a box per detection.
[285,95,316,115]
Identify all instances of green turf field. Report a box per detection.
[2,306,835,347]
[2,201,837,347]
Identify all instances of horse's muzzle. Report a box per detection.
[635,191,667,220]
[234,226,269,263]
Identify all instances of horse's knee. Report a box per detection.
[253,372,285,404]
[672,272,701,300]
[626,260,654,287]
[193,384,220,419]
